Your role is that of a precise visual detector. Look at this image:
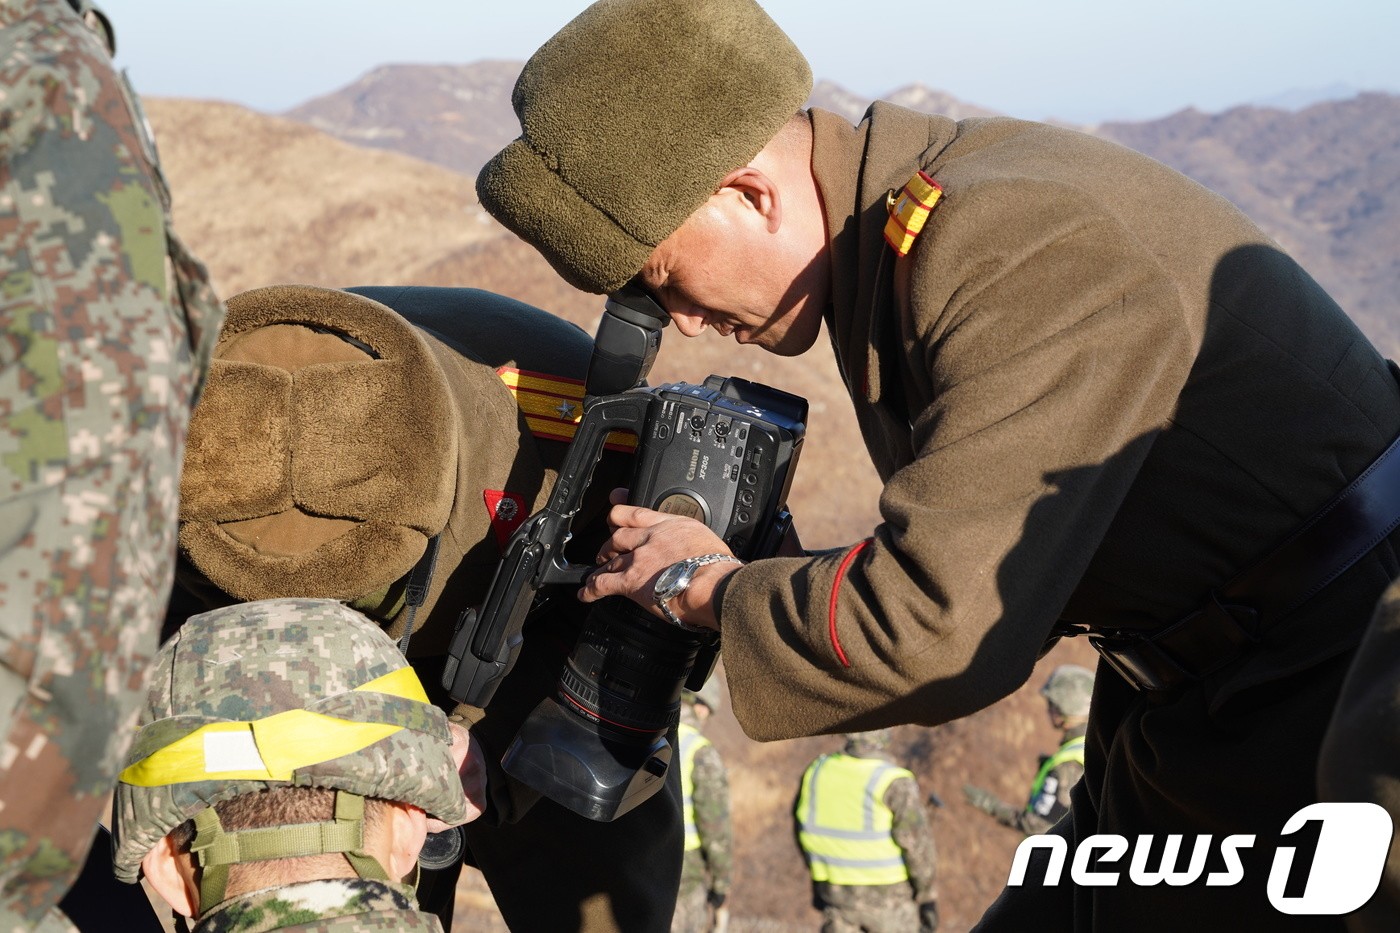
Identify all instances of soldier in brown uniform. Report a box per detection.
[964,665,1092,836]
[475,1,1400,930]
[166,284,681,932]
[0,1,224,925]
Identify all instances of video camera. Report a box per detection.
[442,285,806,821]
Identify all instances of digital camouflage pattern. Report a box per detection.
[963,724,1087,836]
[112,598,468,883]
[194,879,442,933]
[807,750,938,933]
[673,704,731,933]
[1039,665,1094,719]
[0,0,224,925]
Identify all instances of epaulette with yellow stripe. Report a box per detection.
[497,367,638,452]
[883,170,944,257]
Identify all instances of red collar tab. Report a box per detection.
[484,489,527,551]
[883,171,944,257]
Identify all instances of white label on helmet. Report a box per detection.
[204,730,265,773]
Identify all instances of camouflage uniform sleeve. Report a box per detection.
[691,743,733,897]
[0,1,219,925]
[1014,759,1083,835]
[885,775,937,902]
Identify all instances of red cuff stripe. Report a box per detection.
[828,539,872,668]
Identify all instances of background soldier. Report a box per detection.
[673,679,732,933]
[964,664,1092,835]
[795,730,938,933]
[0,0,223,925]
[111,598,472,932]
[165,283,680,932]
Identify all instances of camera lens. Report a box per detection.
[555,597,706,741]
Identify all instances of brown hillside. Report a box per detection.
[145,98,497,297]
[284,61,524,179]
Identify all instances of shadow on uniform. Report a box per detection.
[854,243,1399,931]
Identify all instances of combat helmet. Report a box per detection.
[843,729,894,757]
[1040,664,1095,719]
[112,598,468,909]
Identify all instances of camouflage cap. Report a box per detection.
[476,0,813,294]
[111,598,467,882]
[1041,664,1095,719]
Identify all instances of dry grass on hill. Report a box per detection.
[146,99,499,297]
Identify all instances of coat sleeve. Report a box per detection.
[717,181,1194,739]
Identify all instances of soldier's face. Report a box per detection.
[639,183,827,358]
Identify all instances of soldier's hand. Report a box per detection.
[583,489,736,630]
[918,900,939,933]
[426,722,487,832]
[963,783,1001,815]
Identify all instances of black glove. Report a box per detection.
[918,900,939,933]
[707,890,727,909]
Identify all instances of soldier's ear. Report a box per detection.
[716,166,783,235]
[384,802,429,881]
[141,834,199,918]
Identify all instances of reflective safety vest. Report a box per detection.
[796,753,913,886]
[679,722,712,852]
[1027,734,1086,815]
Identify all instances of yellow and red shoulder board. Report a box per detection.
[496,367,637,452]
[883,170,944,257]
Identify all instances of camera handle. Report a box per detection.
[443,391,654,708]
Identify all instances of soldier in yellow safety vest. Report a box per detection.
[673,679,732,933]
[795,730,938,933]
[963,664,1094,835]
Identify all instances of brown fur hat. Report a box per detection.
[178,286,457,606]
[476,0,813,294]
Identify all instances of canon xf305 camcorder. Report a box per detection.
[443,284,806,821]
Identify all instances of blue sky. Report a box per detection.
[100,0,1400,124]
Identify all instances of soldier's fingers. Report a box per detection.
[579,553,657,612]
[608,487,630,505]
[607,502,688,529]
[593,527,650,565]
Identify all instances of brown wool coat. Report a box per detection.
[1320,578,1400,932]
[716,104,1400,930]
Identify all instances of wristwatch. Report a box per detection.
[653,553,743,629]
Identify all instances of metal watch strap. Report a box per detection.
[656,554,742,630]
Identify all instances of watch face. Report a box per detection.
[655,561,690,600]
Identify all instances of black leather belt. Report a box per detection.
[1085,428,1400,692]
